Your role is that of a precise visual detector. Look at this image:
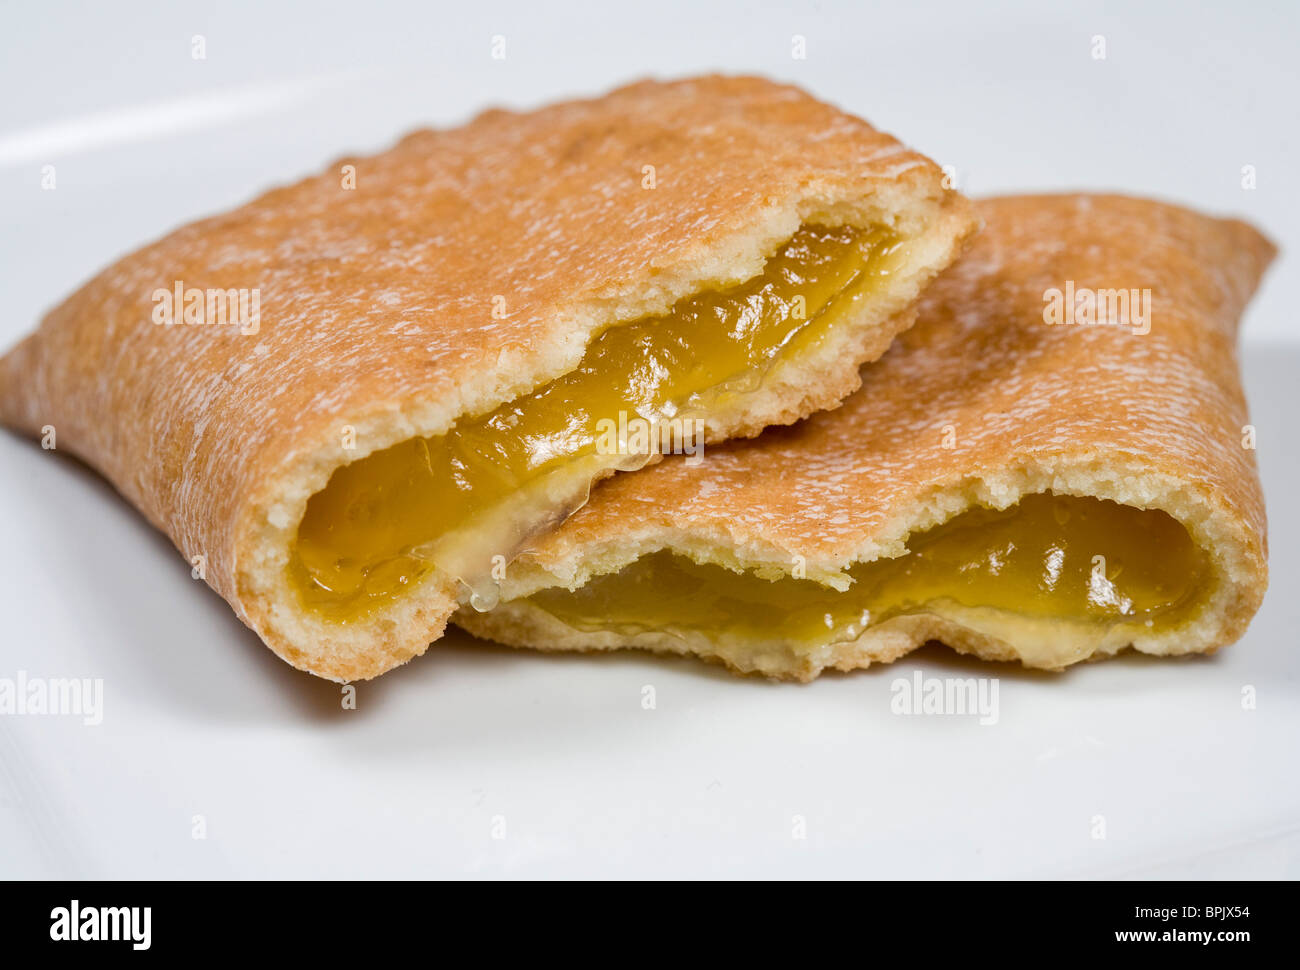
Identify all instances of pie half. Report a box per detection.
[0,76,975,680]
[457,194,1274,678]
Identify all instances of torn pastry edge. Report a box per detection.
[231,186,978,681]
[455,451,1268,681]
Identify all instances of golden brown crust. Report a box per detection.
[459,194,1275,677]
[0,75,974,681]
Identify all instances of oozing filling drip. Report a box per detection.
[525,494,1211,652]
[293,223,905,621]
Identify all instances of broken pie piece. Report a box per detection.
[457,194,1274,677]
[0,76,975,680]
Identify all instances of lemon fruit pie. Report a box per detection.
[458,195,1273,677]
[0,76,976,680]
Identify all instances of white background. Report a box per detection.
[0,0,1296,878]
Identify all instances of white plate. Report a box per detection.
[2,0,1297,879]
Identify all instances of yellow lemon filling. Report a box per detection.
[524,494,1211,651]
[293,223,905,621]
